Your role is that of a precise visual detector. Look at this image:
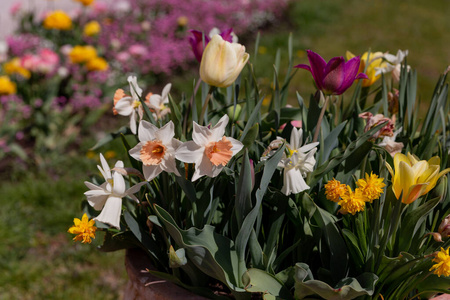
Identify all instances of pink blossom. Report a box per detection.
[129,44,148,57]
[10,2,22,16]
[359,112,394,140]
[279,120,302,130]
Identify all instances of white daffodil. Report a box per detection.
[147,83,171,120]
[114,76,144,134]
[175,115,243,181]
[129,120,182,181]
[263,128,318,196]
[84,153,146,229]
[378,127,404,157]
[375,49,409,77]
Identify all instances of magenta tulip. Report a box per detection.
[188,28,234,62]
[295,50,368,95]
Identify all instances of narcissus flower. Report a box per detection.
[386,153,450,204]
[262,128,318,196]
[68,213,97,244]
[129,120,182,181]
[200,34,249,88]
[114,76,144,134]
[378,127,404,157]
[374,49,409,78]
[147,83,172,120]
[346,51,387,87]
[356,172,385,202]
[43,10,72,30]
[325,178,347,203]
[295,50,368,95]
[0,76,17,95]
[83,21,101,36]
[338,187,367,215]
[175,115,243,181]
[84,154,146,229]
[430,247,450,277]
[169,245,187,268]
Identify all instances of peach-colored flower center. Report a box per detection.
[205,136,233,166]
[140,140,166,165]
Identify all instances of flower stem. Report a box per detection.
[183,78,202,134]
[313,95,330,143]
[199,86,214,125]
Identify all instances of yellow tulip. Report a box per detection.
[43,10,72,31]
[200,34,249,88]
[0,76,17,95]
[346,51,387,87]
[386,153,450,204]
[83,21,101,37]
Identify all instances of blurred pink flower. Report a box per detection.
[129,44,148,57]
[359,112,394,140]
[10,2,22,16]
[279,120,302,130]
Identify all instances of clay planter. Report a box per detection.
[124,248,209,300]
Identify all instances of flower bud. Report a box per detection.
[438,214,450,239]
[200,35,249,88]
[168,245,187,268]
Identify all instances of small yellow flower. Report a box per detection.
[430,247,450,277]
[85,57,108,71]
[325,178,347,203]
[83,21,101,37]
[3,58,31,79]
[338,186,367,215]
[73,0,95,6]
[69,45,98,64]
[177,16,189,27]
[356,172,385,202]
[68,213,97,244]
[43,10,72,30]
[104,150,116,160]
[346,51,387,87]
[0,76,17,95]
[258,46,267,55]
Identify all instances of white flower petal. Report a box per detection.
[191,153,222,181]
[112,171,126,195]
[99,153,111,179]
[138,120,158,142]
[115,97,134,116]
[155,121,175,144]
[210,115,229,142]
[161,83,172,101]
[127,75,142,98]
[94,196,123,229]
[130,111,137,134]
[192,122,212,146]
[129,142,145,161]
[227,137,244,155]
[143,165,164,181]
[298,142,319,153]
[125,181,147,195]
[175,141,204,163]
[160,155,181,176]
[282,167,310,196]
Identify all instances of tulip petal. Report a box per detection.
[322,56,345,94]
[404,183,428,204]
[305,50,327,91]
[294,64,312,72]
[335,56,362,94]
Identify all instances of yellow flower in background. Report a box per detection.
[73,0,95,6]
[0,76,17,95]
[430,247,450,277]
[177,16,189,27]
[200,34,249,88]
[386,153,450,204]
[338,186,367,215]
[43,10,72,30]
[357,172,385,202]
[83,21,101,37]
[86,57,108,71]
[325,178,347,203]
[346,51,387,87]
[3,58,31,79]
[69,45,97,64]
[68,213,97,244]
[104,150,116,160]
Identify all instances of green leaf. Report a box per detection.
[236,150,253,228]
[242,268,293,299]
[294,263,378,300]
[90,126,129,150]
[154,204,247,292]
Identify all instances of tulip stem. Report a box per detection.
[313,95,330,143]
[183,78,202,134]
[199,86,214,125]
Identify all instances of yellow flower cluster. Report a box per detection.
[3,58,31,79]
[69,45,108,71]
[430,247,450,277]
[83,21,101,37]
[43,10,72,30]
[74,0,95,6]
[0,76,17,95]
[324,173,385,215]
[68,213,97,244]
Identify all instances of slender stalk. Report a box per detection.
[183,79,202,134]
[199,86,214,125]
[313,95,330,143]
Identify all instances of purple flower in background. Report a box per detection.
[189,28,234,62]
[295,50,368,95]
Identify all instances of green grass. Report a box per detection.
[2,1,449,298]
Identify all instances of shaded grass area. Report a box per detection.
[1,1,448,298]
[0,142,128,299]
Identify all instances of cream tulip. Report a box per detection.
[199,34,249,88]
